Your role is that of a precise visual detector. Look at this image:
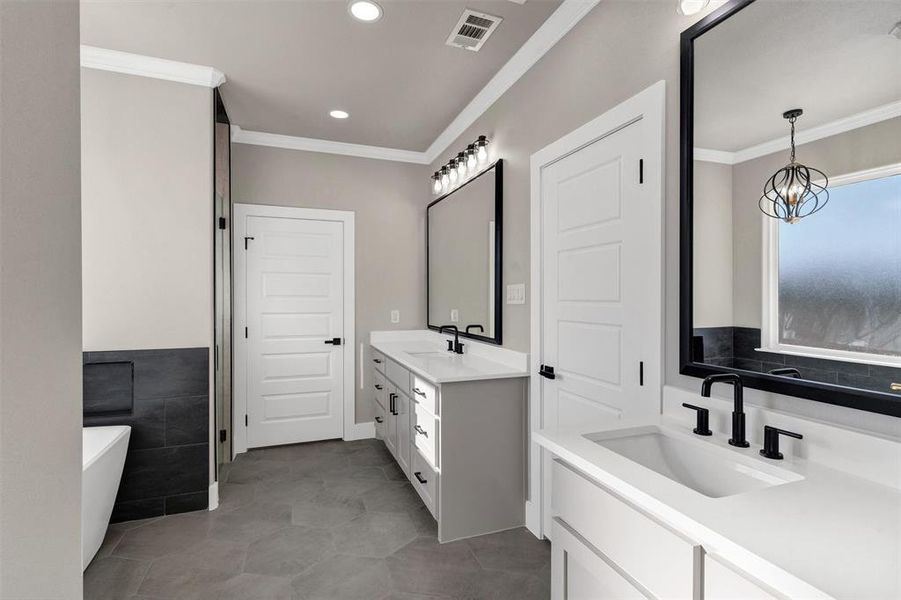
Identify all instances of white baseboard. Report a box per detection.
[208,481,219,511]
[344,421,375,441]
[525,500,542,539]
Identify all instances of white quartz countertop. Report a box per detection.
[535,417,901,600]
[370,334,528,384]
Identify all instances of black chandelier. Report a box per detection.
[759,109,829,224]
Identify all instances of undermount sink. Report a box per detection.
[584,426,804,498]
[408,350,456,359]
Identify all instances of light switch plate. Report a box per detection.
[390,310,400,324]
[506,283,526,305]
[450,309,459,323]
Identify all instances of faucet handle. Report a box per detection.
[760,425,803,460]
[682,403,712,436]
[446,339,454,352]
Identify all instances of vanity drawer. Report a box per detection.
[386,359,410,391]
[705,554,779,600]
[373,371,387,410]
[371,349,386,374]
[412,402,439,469]
[373,403,386,440]
[552,460,699,599]
[411,447,438,518]
[411,376,438,415]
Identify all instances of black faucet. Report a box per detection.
[439,325,464,354]
[768,367,802,379]
[701,373,749,448]
[465,324,484,334]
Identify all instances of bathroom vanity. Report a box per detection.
[369,330,528,543]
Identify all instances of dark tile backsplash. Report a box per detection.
[83,347,209,522]
[693,327,900,396]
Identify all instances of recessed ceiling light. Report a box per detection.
[329,110,349,120]
[348,0,382,22]
[677,0,709,16]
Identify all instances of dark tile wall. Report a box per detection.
[692,327,901,395]
[83,347,209,523]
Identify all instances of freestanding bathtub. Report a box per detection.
[82,425,130,570]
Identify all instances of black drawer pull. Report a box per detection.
[414,472,428,484]
[374,384,383,390]
[414,425,428,437]
[373,358,382,364]
[374,416,383,423]
[413,387,427,397]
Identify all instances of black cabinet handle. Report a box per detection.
[373,358,383,364]
[374,384,383,390]
[374,416,383,423]
[539,365,556,380]
[414,425,428,437]
[414,472,427,484]
[389,393,397,415]
[324,337,342,345]
[682,403,712,436]
[413,387,427,397]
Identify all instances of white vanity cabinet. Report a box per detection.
[369,340,527,543]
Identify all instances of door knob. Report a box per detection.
[324,337,342,345]
[539,365,556,380]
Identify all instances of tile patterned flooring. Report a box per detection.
[85,438,550,600]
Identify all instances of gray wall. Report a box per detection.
[0,1,84,597]
[692,160,733,327]
[232,144,426,423]
[731,116,901,327]
[425,0,900,436]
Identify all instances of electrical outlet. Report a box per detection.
[450,309,459,323]
[390,310,400,324]
[506,283,526,305]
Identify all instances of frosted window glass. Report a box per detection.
[778,172,901,357]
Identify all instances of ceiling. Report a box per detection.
[80,0,562,151]
[694,0,901,153]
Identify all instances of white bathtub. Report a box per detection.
[82,425,130,570]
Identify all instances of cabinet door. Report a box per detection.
[396,390,411,477]
[551,519,646,600]
[385,385,398,457]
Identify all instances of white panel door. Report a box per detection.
[246,215,344,447]
[541,120,659,428]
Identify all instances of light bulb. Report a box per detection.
[441,170,450,189]
[467,152,477,170]
[432,177,441,194]
[457,161,466,179]
[477,145,487,162]
[449,164,458,184]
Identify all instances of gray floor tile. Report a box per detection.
[136,559,231,599]
[226,458,293,484]
[386,537,482,598]
[209,510,288,544]
[84,556,150,600]
[319,476,390,502]
[291,497,365,528]
[456,568,551,600]
[331,512,419,558]
[381,462,408,481]
[226,499,294,523]
[363,481,425,514]
[465,527,551,574]
[195,573,295,600]
[255,477,325,505]
[217,482,256,513]
[407,505,438,538]
[112,512,215,560]
[291,554,392,600]
[244,525,335,577]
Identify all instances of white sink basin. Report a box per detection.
[584,426,803,498]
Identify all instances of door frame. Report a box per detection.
[527,81,666,538]
[232,203,357,456]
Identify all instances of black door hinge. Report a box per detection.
[219,429,227,443]
[639,361,645,386]
[639,159,644,184]
[244,236,254,250]
[218,217,227,230]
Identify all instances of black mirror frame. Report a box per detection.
[679,0,901,418]
[426,159,503,346]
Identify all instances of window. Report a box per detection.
[762,165,901,366]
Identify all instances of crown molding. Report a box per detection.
[694,99,901,166]
[231,126,429,164]
[424,0,600,164]
[80,45,226,88]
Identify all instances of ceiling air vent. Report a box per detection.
[446,9,503,52]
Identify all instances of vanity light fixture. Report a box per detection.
[759,109,829,224]
[677,0,709,16]
[348,0,383,22]
[432,136,491,193]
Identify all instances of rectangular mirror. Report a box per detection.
[681,0,901,417]
[427,160,503,345]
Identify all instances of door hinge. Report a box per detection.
[219,429,227,443]
[639,159,644,184]
[245,415,248,427]
[244,327,248,339]
[244,236,254,250]
[639,361,645,386]
[218,217,227,230]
